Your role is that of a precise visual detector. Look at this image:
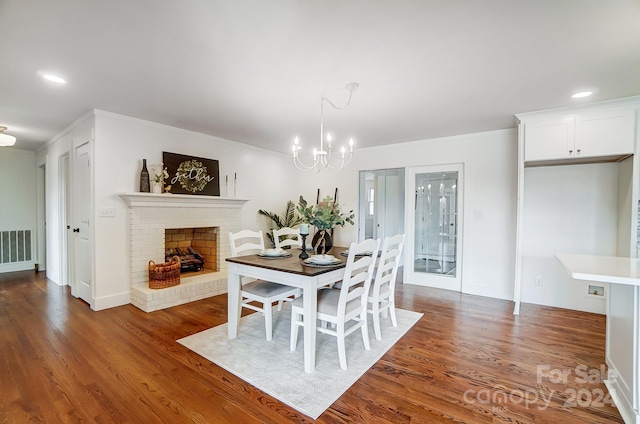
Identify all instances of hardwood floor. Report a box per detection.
[0,270,623,423]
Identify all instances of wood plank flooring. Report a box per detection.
[0,270,624,423]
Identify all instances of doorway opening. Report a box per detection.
[358,168,405,242]
[59,153,71,285]
[36,163,47,273]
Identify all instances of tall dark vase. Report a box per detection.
[312,229,333,254]
[139,159,150,192]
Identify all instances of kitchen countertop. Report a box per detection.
[556,253,640,286]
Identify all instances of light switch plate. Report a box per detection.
[98,207,115,217]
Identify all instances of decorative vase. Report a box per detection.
[139,159,150,192]
[151,181,163,193]
[312,229,333,254]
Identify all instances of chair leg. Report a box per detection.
[372,302,382,341]
[389,301,398,327]
[276,299,284,311]
[265,301,273,341]
[337,323,347,370]
[290,309,299,351]
[361,313,371,351]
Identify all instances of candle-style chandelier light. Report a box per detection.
[0,126,16,147]
[292,82,358,172]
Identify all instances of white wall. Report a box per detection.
[521,163,620,313]
[301,129,519,300]
[0,147,37,272]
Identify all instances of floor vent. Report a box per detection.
[1,230,32,264]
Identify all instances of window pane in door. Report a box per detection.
[414,171,458,276]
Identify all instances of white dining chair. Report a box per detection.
[229,230,298,341]
[272,227,302,250]
[290,238,380,370]
[367,234,405,340]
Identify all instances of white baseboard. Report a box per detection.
[0,262,34,273]
[92,292,131,311]
[604,375,638,424]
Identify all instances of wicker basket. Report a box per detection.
[148,255,181,289]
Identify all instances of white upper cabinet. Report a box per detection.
[524,116,575,161]
[522,105,636,164]
[575,109,635,158]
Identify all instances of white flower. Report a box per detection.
[152,166,168,183]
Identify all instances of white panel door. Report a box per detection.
[72,141,92,305]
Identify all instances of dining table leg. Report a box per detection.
[227,264,242,339]
[303,283,318,373]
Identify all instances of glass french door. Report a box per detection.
[405,164,463,291]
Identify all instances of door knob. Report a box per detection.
[73,228,80,233]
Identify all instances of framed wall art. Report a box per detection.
[163,152,220,196]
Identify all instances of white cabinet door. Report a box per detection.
[575,109,635,158]
[524,116,575,162]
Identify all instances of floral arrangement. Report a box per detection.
[297,195,355,230]
[152,166,169,183]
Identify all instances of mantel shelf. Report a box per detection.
[119,192,249,208]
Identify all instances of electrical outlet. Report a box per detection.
[535,276,543,286]
[588,285,604,296]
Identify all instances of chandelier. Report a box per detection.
[292,82,358,172]
[0,126,16,147]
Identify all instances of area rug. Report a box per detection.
[177,304,423,419]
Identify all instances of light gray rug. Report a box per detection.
[177,303,423,419]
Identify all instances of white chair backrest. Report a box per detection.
[373,234,405,295]
[229,230,265,256]
[338,238,381,312]
[273,227,302,249]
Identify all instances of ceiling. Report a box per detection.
[1,1,639,153]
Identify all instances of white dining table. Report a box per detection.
[226,247,348,373]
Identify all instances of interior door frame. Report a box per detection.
[358,168,405,242]
[404,163,464,291]
[72,139,93,305]
[59,152,71,286]
[36,162,46,272]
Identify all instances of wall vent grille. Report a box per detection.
[1,230,32,264]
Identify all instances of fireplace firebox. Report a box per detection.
[165,227,217,273]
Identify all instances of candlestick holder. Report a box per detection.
[299,234,309,259]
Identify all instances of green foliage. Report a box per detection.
[297,195,355,230]
[258,200,304,246]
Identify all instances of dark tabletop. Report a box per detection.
[226,246,349,276]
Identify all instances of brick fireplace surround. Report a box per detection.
[120,193,248,312]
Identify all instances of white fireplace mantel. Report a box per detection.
[122,191,247,312]
[119,192,249,208]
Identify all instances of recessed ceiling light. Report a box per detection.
[42,74,66,84]
[571,91,592,99]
